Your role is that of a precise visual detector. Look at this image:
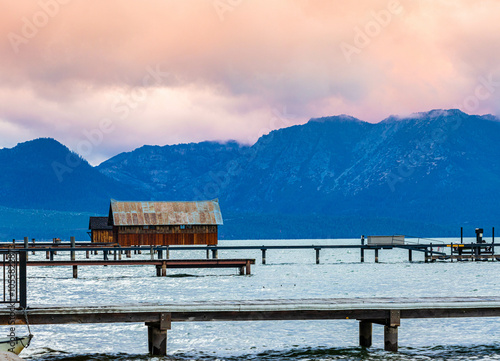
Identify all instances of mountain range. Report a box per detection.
[1,109,499,240]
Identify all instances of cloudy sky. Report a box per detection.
[2,0,500,164]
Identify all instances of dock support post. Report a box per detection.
[239,266,244,275]
[147,313,171,356]
[315,248,320,264]
[49,250,54,261]
[46,250,50,259]
[118,249,122,260]
[70,236,76,261]
[161,261,167,277]
[24,237,29,261]
[408,249,412,262]
[156,265,161,277]
[126,250,131,258]
[114,249,117,261]
[212,249,218,259]
[261,249,266,264]
[359,321,372,347]
[360,248,364,263]
[384,326,398,352]
[73,265,78,279]
[245,260,251,275]
[158,249,163,260]
[86,250,90,259]
[166,246,170,260]
[375,249,379,263]
[104,250,108,261]
[151,246,154,260]
[206,246,210,259]
[424,249,428,263]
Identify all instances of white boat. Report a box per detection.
[0,335,32,355]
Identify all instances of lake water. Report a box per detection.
[9,238,500,360]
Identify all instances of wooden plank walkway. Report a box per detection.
[27,259,255,277]
[1,297,499,355]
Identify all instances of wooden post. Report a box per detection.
[158,249,163,259]
[86,250,90,259]
[24,237,29,261]
[104,250,108,261]
[151,246,154,260]
[147,313,171,356]
[138,248,142,255]
[118,249,122,260]
[315,248,320,264]
[261,249,266,264]
[49,250,54,261]
[156,265,161,277]
[384,326,398,352]
[375,249,379,263]
[212,249,218,259]
[166,246,170,260]
[424,249,428,263]
[359,321,372,347]
[126,250,131,258]
[408,249,412,262]
[245,260,251,275]
[239,266,244,275]
[31,238,36,255]
[70,236,76,261]
[161,261,167,277]
[73,265,78,279]
[114,249,117,261]
[206,246,210,259]
[46,250,50,259]
[360,248,364,263]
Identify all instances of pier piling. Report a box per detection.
[375,249,379,263]
[384,326,398,352]
[73,265,78,279]
[70,237,76,261]
[24,237,29,261]
[261,249,266,264]
[212,249,218,259]
[147,313,170,356]
[360,248,364,263]
[359,321,372,347]
[315,248,320,264]
[408,249,412,262]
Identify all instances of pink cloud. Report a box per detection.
[1,0,500,164]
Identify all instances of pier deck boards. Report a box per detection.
[1,297,499,355]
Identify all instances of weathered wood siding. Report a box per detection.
[91,230,114,243]
[113,225,218,246]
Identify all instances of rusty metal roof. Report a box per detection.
[108,199,223,226]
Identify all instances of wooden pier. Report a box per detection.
[2,297,500,355]
[27,259,255,278]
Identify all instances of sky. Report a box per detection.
[2,0,500,165]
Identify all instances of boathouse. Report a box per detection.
[88,216,113,243]
[107,199,223,246]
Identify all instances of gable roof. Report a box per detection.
[89,216,113,230]
[108,199,223,226]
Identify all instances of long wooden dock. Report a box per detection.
[27,259,255,277]
[2,297,500,355]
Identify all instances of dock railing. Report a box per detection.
[1,250,27,308]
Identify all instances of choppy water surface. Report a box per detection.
[7,238,500,360]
